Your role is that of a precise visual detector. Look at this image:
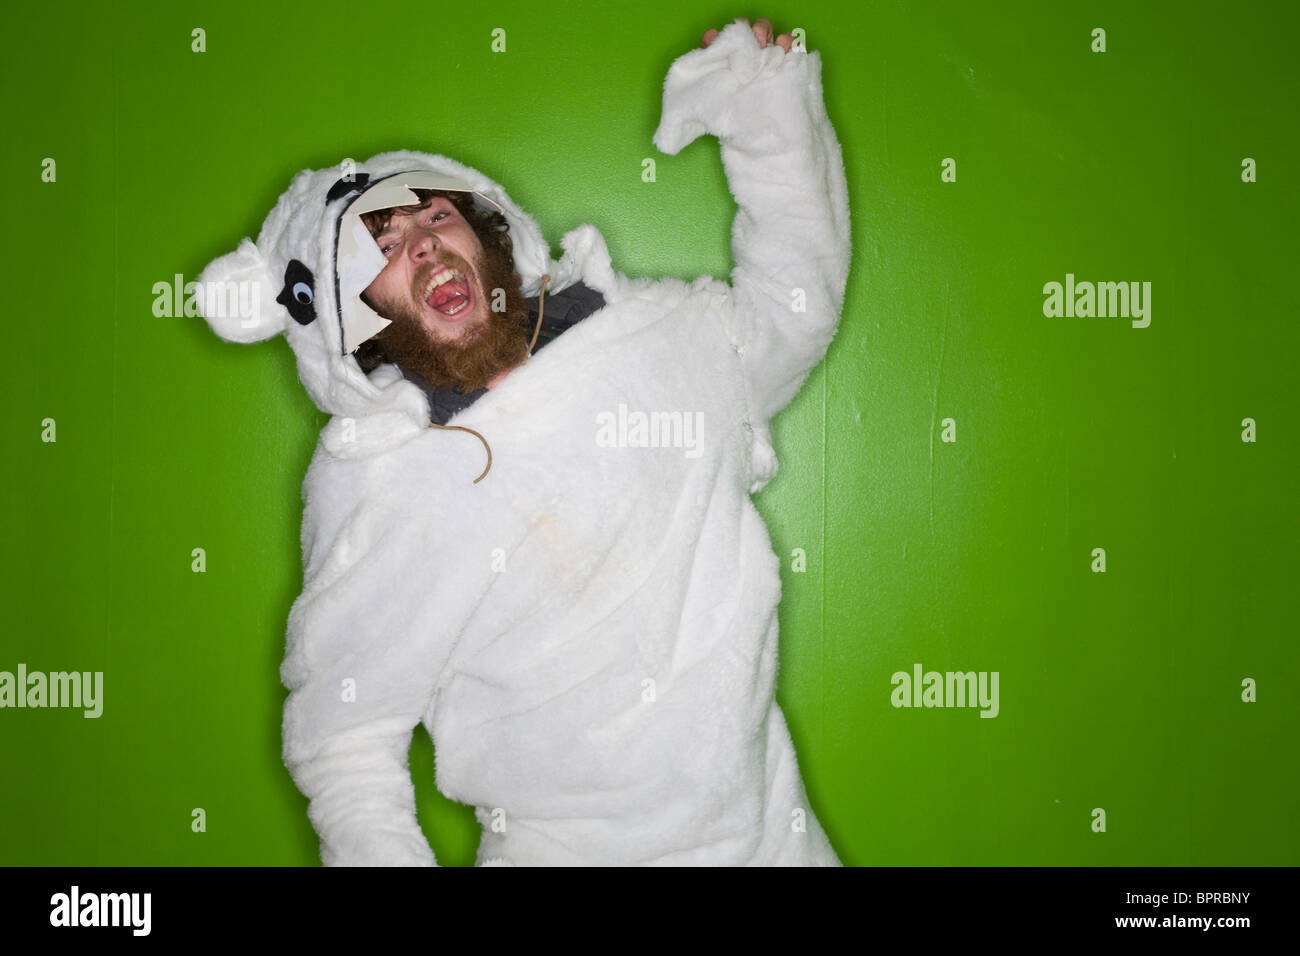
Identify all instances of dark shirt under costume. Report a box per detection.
[394,280,606,425]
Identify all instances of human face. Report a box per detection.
[363,195,491,345]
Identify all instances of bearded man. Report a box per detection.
[197,17,850,866]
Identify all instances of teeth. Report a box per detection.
[422,267,465,305]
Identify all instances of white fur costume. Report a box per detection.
[198,19,850,866]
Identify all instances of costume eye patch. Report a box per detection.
[276,259,317,326]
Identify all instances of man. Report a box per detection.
[198,17,850,865]
[351,187,609,432]
[358,188,537,395]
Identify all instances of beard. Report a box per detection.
[365,242,533,394]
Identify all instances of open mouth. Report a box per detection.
[422,265,475,321]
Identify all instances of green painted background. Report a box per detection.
[2,0,1295,866]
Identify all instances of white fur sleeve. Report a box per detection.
[653,18,852,425]
[279,448,462,867]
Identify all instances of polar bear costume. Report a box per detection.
[198,19,850,866]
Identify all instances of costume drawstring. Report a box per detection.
[525,274,550,359]
[426,273,550,484]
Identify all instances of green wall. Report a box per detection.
[1,0,1295,865]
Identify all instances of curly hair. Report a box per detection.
[351,188,517,373]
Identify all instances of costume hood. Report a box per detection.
[197,151,597,453]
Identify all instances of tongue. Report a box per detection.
[430,276,469,313]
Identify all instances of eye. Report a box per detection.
[275,259,317,326]
[426,210,449,225]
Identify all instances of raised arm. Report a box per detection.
[653,17,852,425]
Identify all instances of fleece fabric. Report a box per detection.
[197,18,851,866]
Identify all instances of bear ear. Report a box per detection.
[196,237,290,344]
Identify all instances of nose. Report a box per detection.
[407,222,439,262]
